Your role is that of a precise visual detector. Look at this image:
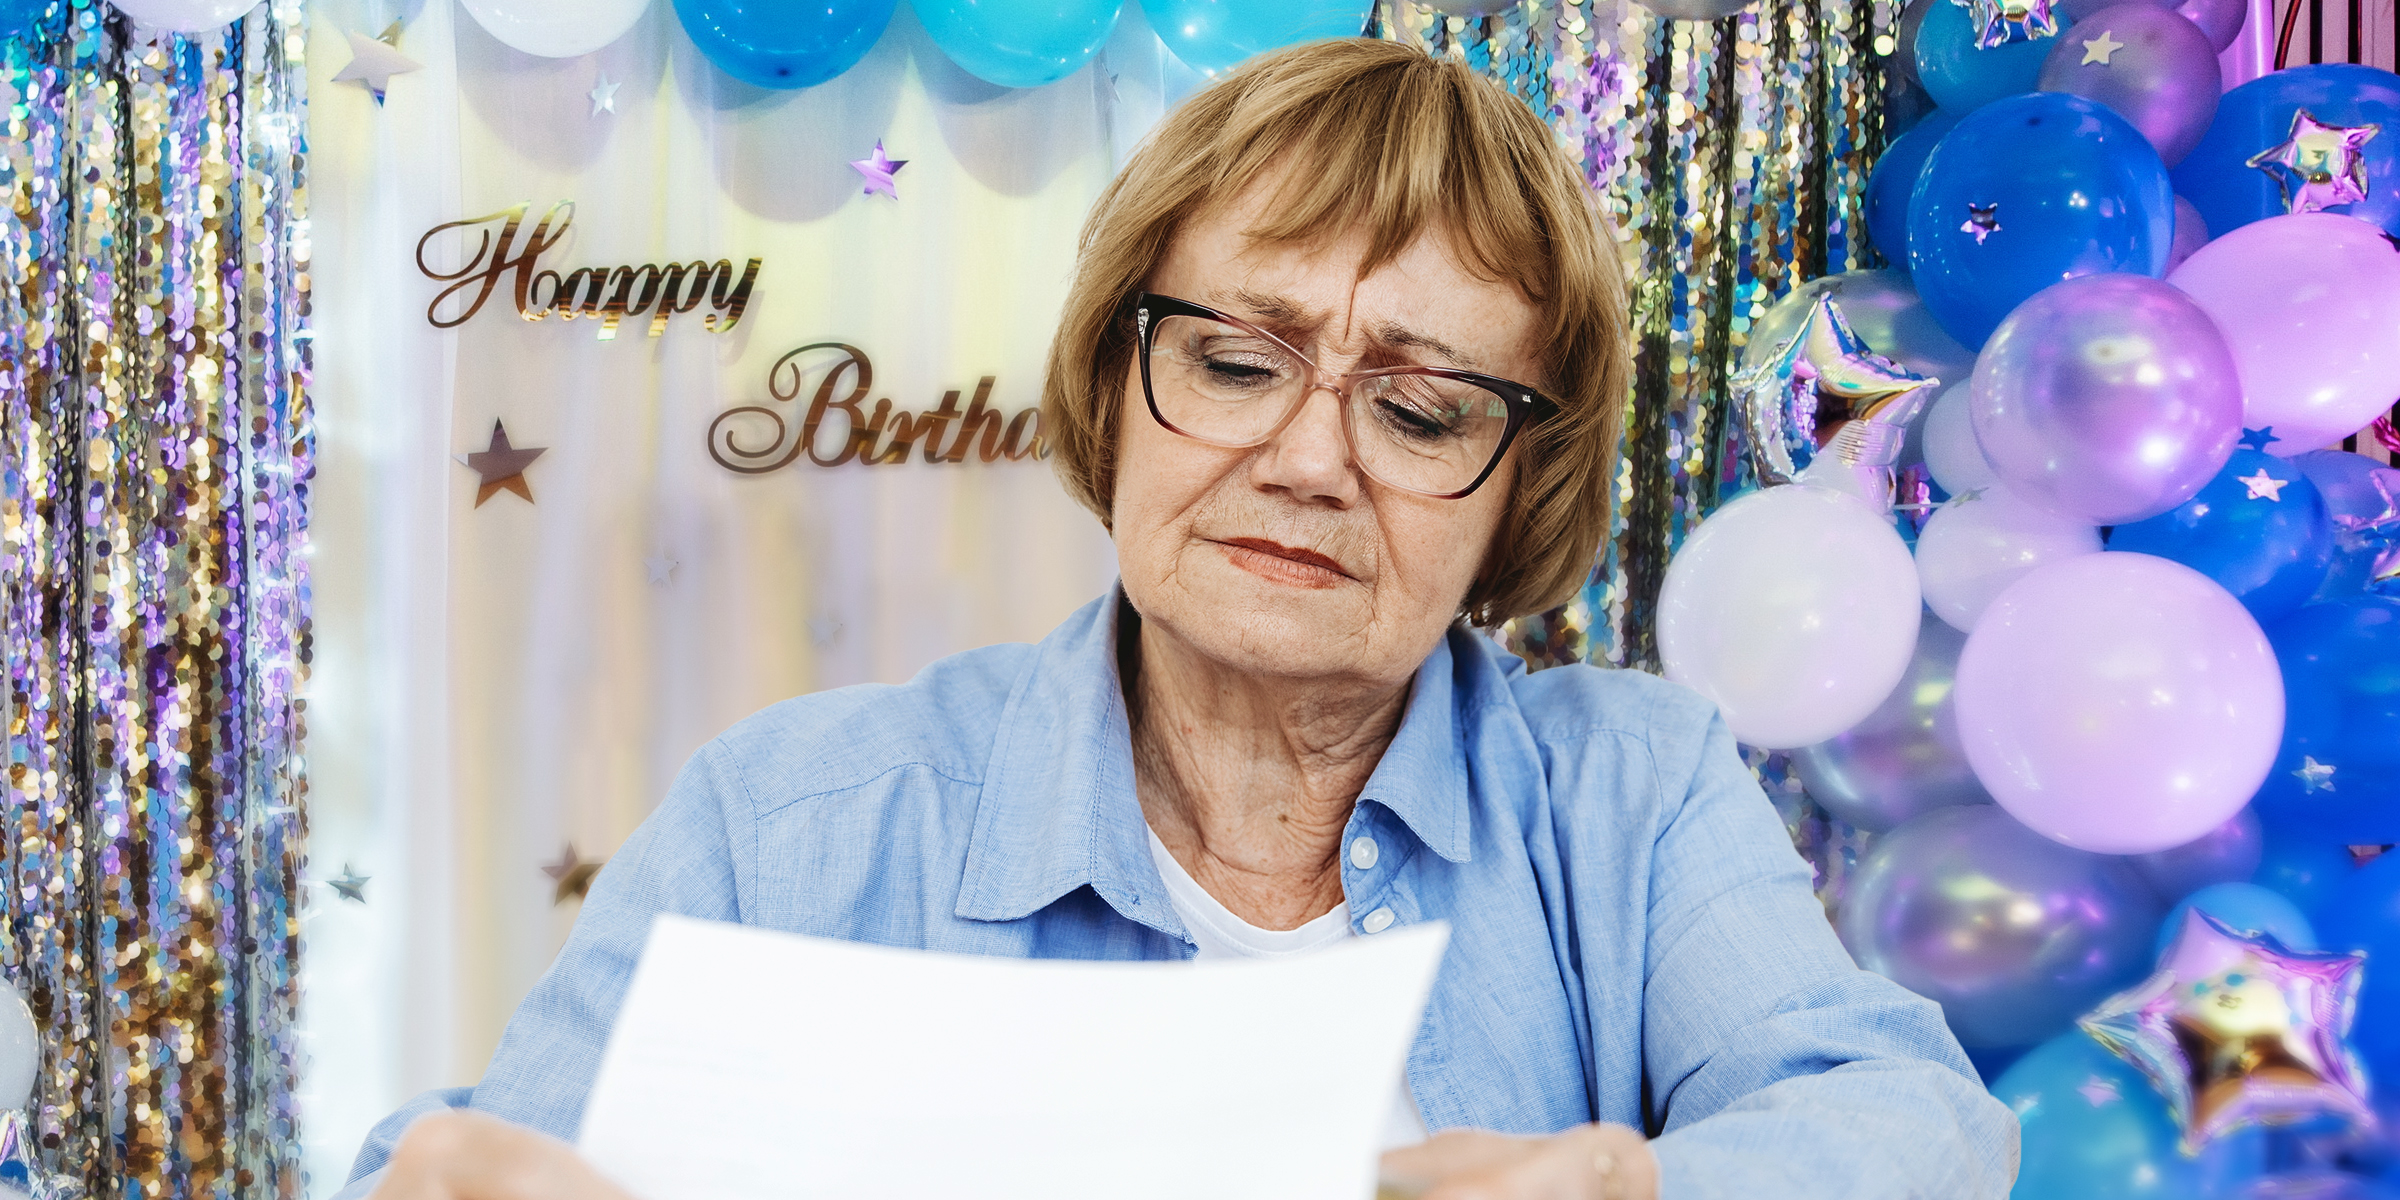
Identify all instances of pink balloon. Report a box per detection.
[1954,552,2284,854]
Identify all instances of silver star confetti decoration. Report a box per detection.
[2080,29,2125,63]
[1961,202,2002,244]
[2294,756,2337,793]
[2248,109,2381,216]
[809,613,844,645]
[1732,293,1939,510]
[327,865,370,904]
[331,23,422,106]
[644,554,678,585]
[2237,468,2289,501]
[455,420,547,507]
[1959,0,2060,48]
[850,140,907,199]
[589,74,619,117]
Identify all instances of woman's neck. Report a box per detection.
[1122,607,1412,931]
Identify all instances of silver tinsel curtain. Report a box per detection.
[1381,0,1893,671]
[0,0,309,1196]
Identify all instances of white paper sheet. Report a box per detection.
[577,914,1449,1200]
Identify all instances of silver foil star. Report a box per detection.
[2248,109,2381,215]
[1958,0,2060,48]
[1732,293,1939,510]
[2295,756,2337,793]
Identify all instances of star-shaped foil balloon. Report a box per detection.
[2334,469,2400,596]
[850,140,908,199]
[1732,293,1939,510]
[1958,0,2060,48]
[2079,910,2372,1151]
[2248,109,2382,216]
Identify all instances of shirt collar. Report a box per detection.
[954,589,1478,927]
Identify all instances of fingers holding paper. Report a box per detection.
[369,1111,637,1200]
[1379,1124,1659,1200]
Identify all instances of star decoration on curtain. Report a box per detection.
[1963,0,2060,48]
[2237,468,2289,501]
[542,844,606,905]
[2247,109,2381,215]
[332,23,423,106]
[2080,29,2125,63]
[1961,202,2002,244]
[1729,293,1938,507]
[810,613,844,645]
[589,75,619,117]
[2239,426,2280,451]
[644,554,678,585]
[850,140,908,199]
[457,420,548,507]
[2080,910,2371,1150]
[2294,756,2338,792]
[328,865,370,904]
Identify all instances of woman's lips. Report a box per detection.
[1215,538,1352,589]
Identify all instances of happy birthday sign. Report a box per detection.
[416,201,762,340]
[708,343,1047,473]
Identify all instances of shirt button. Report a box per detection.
[1362,906,1396,934]
[1350,836,1380,870]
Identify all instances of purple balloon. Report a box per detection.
[2037,6,2220,166]
[2129,808,2264,901]
[2166,193,2211,271]
[1970,273,2242,525]
[1789,615,1993,833]
[1954,552,2286,854]
[1838,805,2164,1047]
[2059,0,2246,50]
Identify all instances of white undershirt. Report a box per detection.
[1145,829,1431,1150]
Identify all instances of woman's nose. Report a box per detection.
[1248,383,1361,507]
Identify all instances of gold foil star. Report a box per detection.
[458,420,547,507]
[2237,469,2289,501]
[2248,109,2381,215]
[2080,30,2125,63]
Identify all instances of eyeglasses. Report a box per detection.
[1132,293,1550,500]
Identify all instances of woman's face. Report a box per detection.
[1111,190,1543,689]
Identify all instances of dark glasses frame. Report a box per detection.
[1132,292,1552,500]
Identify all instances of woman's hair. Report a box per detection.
[1039,37,1630,626]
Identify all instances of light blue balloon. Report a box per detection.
[1993,1029,2267,1199]
[2153,881,2317,959]
[1866,109,1961,262]
[2173,63,2400,241]
[917,0,1123,89]
[673,0,898,90]
[1915,0,2073,113]
[1140,0,1370,74]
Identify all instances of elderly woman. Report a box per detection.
[348,38,2016,1200]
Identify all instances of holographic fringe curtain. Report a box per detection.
[0,1,310,1196]
[1384,0,1893,670]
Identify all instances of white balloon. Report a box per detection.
[1659,486,1923,749]
[1921,380,1997,497]
[106,0,259,33]
[1915,488,2103,632]
[461,0,651,58]
[0,979,36,1111]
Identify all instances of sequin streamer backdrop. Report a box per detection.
[1384,0,1891,670]
[0,0,310,1195]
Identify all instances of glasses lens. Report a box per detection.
[1349,373,1516,495]
[1146,313,1308,445]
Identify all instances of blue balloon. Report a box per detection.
[916,0,1122,89]
[1915,0,2074,113]
[2253,597,2400,843]
[2153,880,2317,958]
[1993,1029,2267,1199]
[2294,450,2400,602]
[2172,63,2400,240]
[1140,0,1369,74]
[673,0,898,90]
[2107,448,2335,622]
[1908,92,2173,348]
[2315,851,2400,1094]
[1867,109,1962,262]
[2253,821,2359,915]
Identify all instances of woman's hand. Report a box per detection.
[1379,1124,1659,1200]
[368,1111,637,1200]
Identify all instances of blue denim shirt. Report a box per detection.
[338,592,2017,1198]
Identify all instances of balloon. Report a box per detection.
[1909,93,2173,349]
[1865,110,1961,262]
[2296,452,2400,600]
[2035,6,2218,166]
[2251,598,2400,844]
[916,0,1120,88]
[1969,273,2240,524]
[1954,552,2285,854]
[2316,850,2400,1089]
[2169,213,2400,453]
[1739,270,1975,398]
[1788,616,1992,832]
[460,0,650,57]
[1914,0,2071,113]
[2253,823,2357,915]
[1891,0,1936,88]
[2128,808,2261,901]
[2058,0,2245,49]
[1628,0,1757,18]
[2163,193,2209,271]
[1657,487,1923,750]
[1839,805,2162,1046]
[1915,487,2103,631]
[103,0,255,31]
[1140,0,1370,74]
[2173,64,2400,240]
[1731,293,1938,506]
[672,0,897,89]
[1920,381,1997,496]
[1994,1029,2266,1199]
[2152,881,2316,957]
[2107,449,2335,622]
[0,980,31,1111]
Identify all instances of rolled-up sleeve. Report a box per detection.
[1638,708,2019,1199]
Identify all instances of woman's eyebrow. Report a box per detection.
[1370,321,1479,370]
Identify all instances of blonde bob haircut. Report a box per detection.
[1040,37,1631,627]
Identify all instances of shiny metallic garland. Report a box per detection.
[0,1,310,1195]
[1387,0,1892,670]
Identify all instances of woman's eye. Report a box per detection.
[1376,398,1455,441]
